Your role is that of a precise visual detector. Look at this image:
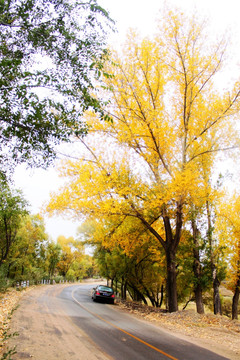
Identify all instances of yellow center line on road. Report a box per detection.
[71,288,179,360]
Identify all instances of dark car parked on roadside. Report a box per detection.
[92,285,115,304]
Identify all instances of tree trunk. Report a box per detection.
[232,278,240,320]
[115,279,118,296]
[192,217,205,314]
[166,251,178,312]
[194,285,205,314]
[212,266,222,315]
[164,203,182,313]
[121,278,127,299]
[159,284,164,308]
[7,262,12,278]
[129,284,147,304]
[206,200,222,315]
[137,202,182,312]
[144,288,156,307]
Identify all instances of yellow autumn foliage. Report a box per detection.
[216,193,240,289]
[46,7,240,289]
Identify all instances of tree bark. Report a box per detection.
[194,284,205,314]
[166,251,178,312]
[206,200,222,315]
[159,284,164,308]
[192,217,205,314]
[164,202,182,312]
[121,277,127,299]
[7,262,12,278]
[129,283,147,304]
[212,266,222,315]
[145,288,157,307]
[232,277,240,320]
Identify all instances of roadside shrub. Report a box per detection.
[0,266,12,292]
[203,292,214,312]
[222,298,232,318]
[66,269,76,282]
[53,276,64,284]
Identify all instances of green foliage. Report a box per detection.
[0,0,114,174]
[0,181,28,267]
[52,275,64,284]
[176,236,195,303]
[203,244,227,285]
[45,241,61,278]
[1,346,17,360]
[6,214,50,282]
[0,264,11,292]
[176,230,212,303]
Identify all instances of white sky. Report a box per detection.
[13,0,240,241]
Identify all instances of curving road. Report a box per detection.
[8,283,229,360]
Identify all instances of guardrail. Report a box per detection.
[15,279,74,288]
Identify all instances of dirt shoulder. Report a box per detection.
[0,285,239,360]
[1,283,111,360]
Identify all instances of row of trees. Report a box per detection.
[47,9,240,318]
[0,180,97,287]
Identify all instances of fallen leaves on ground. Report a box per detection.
[0,287,33,356]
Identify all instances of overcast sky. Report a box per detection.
[13,0,240,241]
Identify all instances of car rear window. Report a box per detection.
[98,286,113,292]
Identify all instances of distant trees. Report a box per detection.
[56,235,88,280]
[47,8,240,313]
[0,181,95,287]
[7,214,50,281]
[46,241,62,279]
[0,181,28,267]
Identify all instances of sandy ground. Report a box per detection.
[1,284,240,360]
[3,284,111,360]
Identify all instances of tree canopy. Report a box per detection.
[0,0,113,173]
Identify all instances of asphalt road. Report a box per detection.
[58,284,228,360]
[8,283,229,360]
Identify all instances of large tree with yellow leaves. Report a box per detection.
[47,9,240,312]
